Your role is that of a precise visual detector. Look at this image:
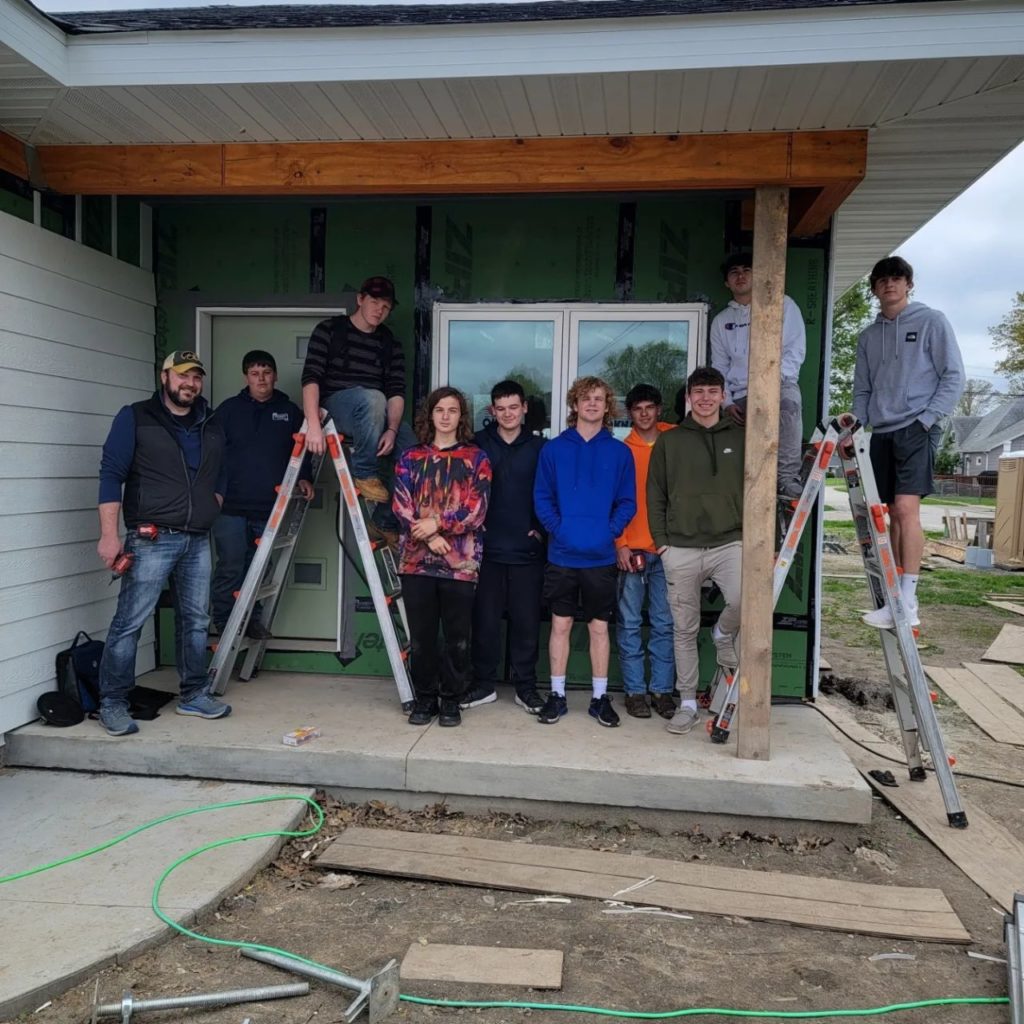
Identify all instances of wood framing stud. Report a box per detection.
[737,185,789,762]
[35,131,866,198]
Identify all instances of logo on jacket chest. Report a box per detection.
[272,412,290,422]
[904,332,918,344]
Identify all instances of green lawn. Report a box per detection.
[921,495,995,507]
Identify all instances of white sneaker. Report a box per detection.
[861,603,920,629]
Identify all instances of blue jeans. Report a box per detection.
[322,386,417,480]
[616,552,675,695]
[99,530,212,711]
[211,514,264,626]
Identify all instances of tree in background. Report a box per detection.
[599,340,687,419]
[991,290,1024,393]
[955,378,999,417]
[934,431,960,476]
[829,278,873,416]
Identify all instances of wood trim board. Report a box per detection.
[962,662,1024,716]
[925,665,1024,746]
[317,827,968,943]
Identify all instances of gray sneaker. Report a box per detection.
[711,625,738,670]
[666,706,700,735]
[99,704,139,737]
[177,692,232,719]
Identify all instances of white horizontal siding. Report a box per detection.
[0,210,156,738]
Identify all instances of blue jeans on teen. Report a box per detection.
[322,386,417,480]
[616,552,675,696]
[99,530,212,712]
[211,514,264,627]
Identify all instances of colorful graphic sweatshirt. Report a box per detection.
[392,441,492,583]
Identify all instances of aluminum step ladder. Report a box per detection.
[706,418,967,829]
[206,415,414,709]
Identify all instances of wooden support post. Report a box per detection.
[736,185,789,762]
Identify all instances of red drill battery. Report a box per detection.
[137,523,159,541]
[629,552,646,573]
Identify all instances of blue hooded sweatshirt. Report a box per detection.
[533,427,636,569]
[852,301,965,433]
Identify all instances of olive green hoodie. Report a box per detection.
[647,413,745,549]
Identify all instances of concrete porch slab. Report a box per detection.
[0,769,313,1020]
[5,670,872,825]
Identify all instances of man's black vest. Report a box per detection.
[122,394,225,532]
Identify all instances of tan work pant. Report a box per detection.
[662,541,742,701]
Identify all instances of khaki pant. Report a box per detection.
[662,541,742,701]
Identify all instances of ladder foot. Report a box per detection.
[947,811,969,829]
[908,767,927,782]
[709,725,730,745]
[401,699,415,713]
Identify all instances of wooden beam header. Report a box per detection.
[35,130,866,199]
[0,129,31,182]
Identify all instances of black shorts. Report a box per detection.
[869,423,942,503]
[543,563,617,622]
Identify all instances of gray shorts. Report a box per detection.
[869,422,942,502]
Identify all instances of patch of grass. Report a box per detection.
[916,568,1024,607]
[922,495,995,507]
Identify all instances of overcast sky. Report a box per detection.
[895,141,1024,394]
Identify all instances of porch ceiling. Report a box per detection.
[1,0,1023,288]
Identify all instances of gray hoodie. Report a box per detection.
[852,301,964,432]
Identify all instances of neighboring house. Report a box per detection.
[956,399,1024,476]
[2,0,1024,737]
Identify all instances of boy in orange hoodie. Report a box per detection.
[615,384,677,720]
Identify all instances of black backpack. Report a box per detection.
[55,631,104,713]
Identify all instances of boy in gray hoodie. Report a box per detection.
[852,256,964,628]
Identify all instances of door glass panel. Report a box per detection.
[576,320,690,438]
[446,319,555,436]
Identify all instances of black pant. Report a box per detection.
[402,574,475,702]
[471,560,544,691]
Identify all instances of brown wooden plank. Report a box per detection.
[0,129,30,181]
[925,665,1024,745]
[983,624,1024,664]
[838,737,1024,913]
[401,944,563,989]
[789,180,860,237]
[962,662,1024,716]
[317,828,968,942]
[984,600,1024,617]
[814,697,907,762]
[32,130,865,197]
[737,185,788,761]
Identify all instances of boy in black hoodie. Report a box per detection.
[210,350,313,635]
[462,380,548,715]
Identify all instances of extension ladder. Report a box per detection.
[206,415,414,709]
[707,418,968,828]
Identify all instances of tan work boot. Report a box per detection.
[354,476,389,503]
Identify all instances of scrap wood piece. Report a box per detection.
[837,736,1024,913]
[400,943,563,989]
[983,624,1024,665]
[316,827,968,943]
[925,539,966,563]
[962,662,1024,716]
[814,697,906,762]
[925,666,1024,746]
[984,600,1024,617]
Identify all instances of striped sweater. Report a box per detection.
[301,315,405,400]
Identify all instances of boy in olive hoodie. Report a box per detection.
[647,367,744,736]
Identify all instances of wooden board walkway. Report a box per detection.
[963,662,1024,716]
[317,827,969,944]
[925,666,1024,746]
[983,624,1024,665]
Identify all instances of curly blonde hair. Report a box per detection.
[414,386,474,444]
[566,376,618,430]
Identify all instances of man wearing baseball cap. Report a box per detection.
[301,276,417,521]
[95,349,230,736]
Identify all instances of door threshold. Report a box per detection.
[263,638,337,652]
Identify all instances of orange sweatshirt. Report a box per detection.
[616,422,676,553]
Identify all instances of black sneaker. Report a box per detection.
[438,700,462,727]
[459,685,497,709]
[245,619,273,640]
[589,695,620,728]
[537,693,568,724]
[408,698,438,726]
[514,687,546,715]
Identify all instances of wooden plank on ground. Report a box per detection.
[401,944,563,989]
[317,827,968,943]
[836,736,1024,912]
[985,600,1024,617]
[924,666,1024,746]
[814,697,906,762]
[983,624,1024,664]
[962,662,1024,716]
[925,539,966,563]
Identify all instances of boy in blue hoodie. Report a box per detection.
[533,377,636,727]
[853,256,964,628]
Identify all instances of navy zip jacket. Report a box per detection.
[473,422,546,565]
[216,388,308,518]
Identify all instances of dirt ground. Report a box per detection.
[10,552,1024,1024]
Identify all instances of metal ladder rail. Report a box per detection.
[322,420,415,709]
[707,424,840,742]
[840,426,967,828]
[208,420,311,696]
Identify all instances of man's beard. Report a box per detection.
[165,382,198,408]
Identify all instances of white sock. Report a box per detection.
[682,699,698,711]
[550,676,566,697]
[592,677,608,699]
[901,574,919,604]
